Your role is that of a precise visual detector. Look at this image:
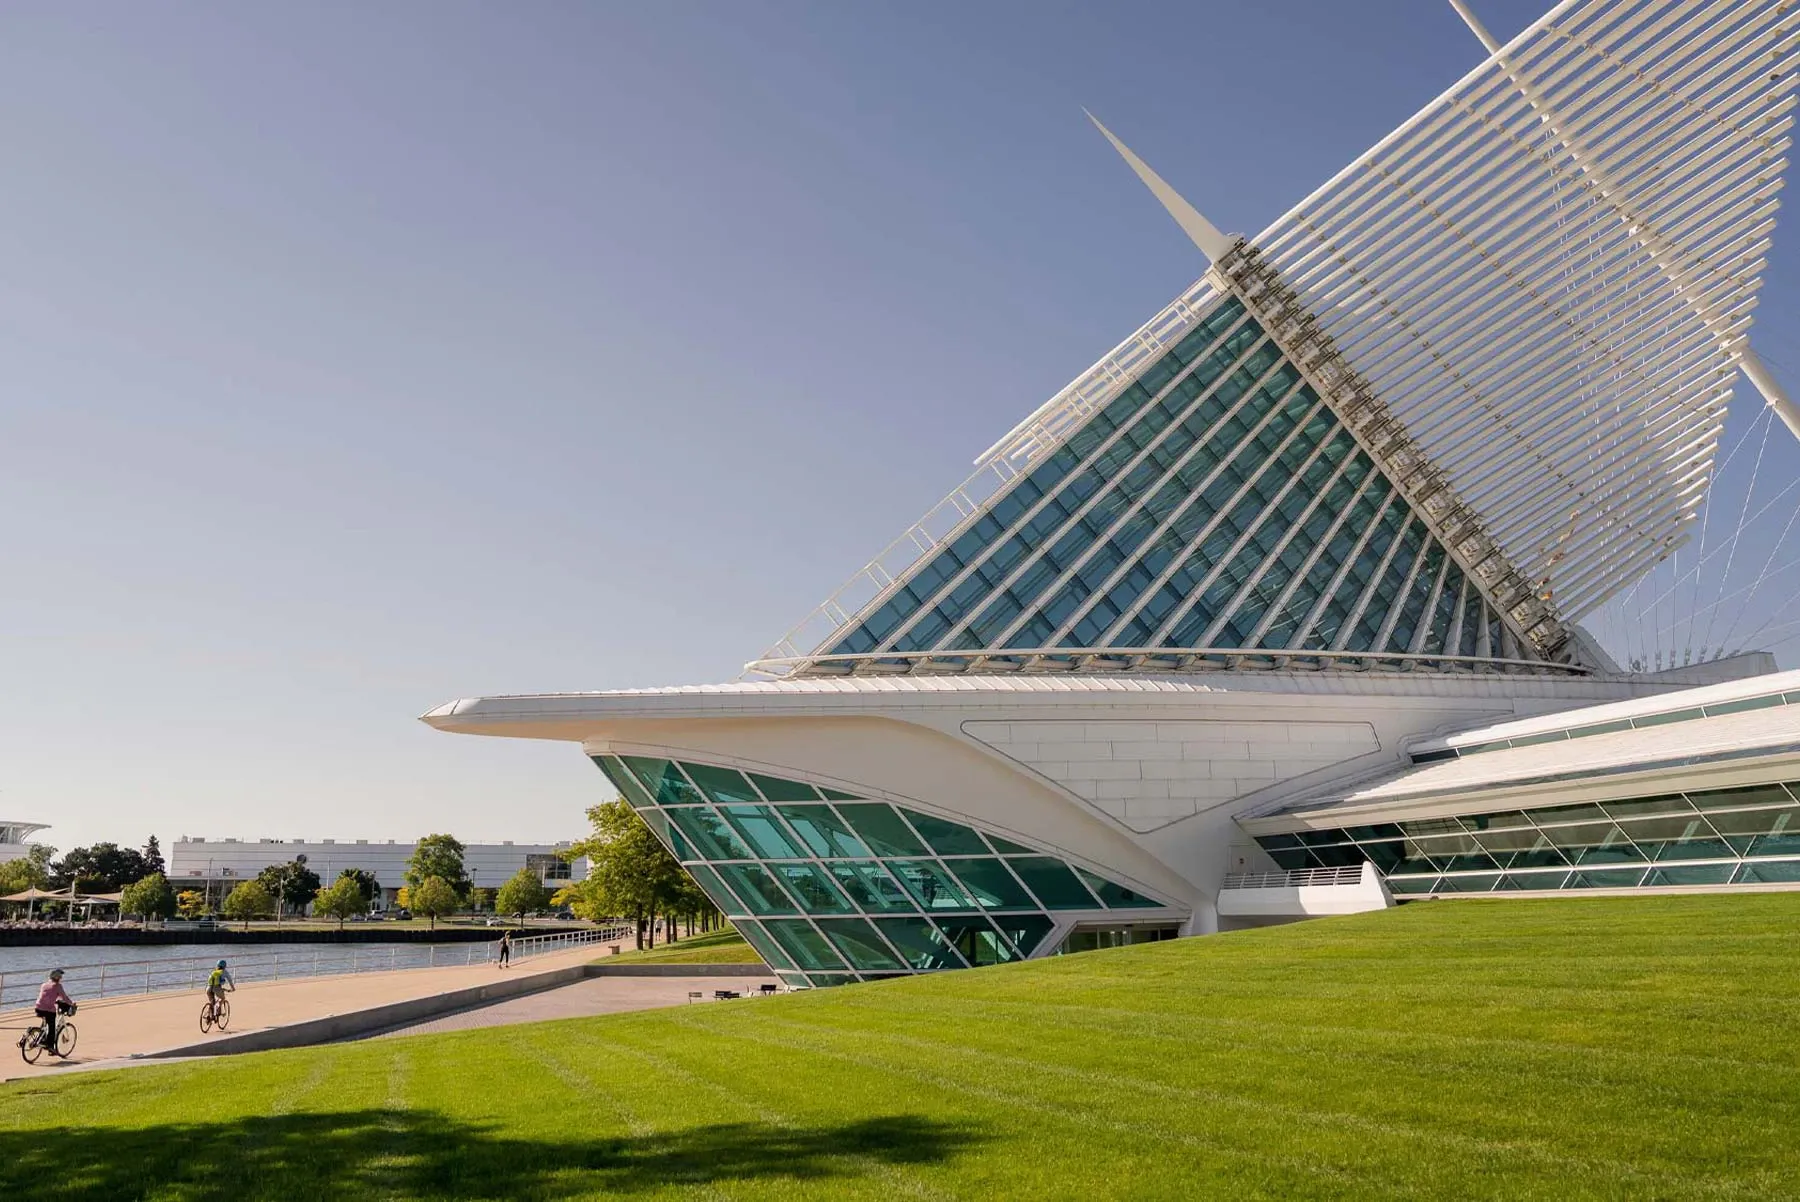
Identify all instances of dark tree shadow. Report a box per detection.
[0,1109,985,1200]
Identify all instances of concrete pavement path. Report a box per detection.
[363,972,783,1040]
[0,945,602,1082]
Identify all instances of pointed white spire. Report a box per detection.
[1085,111,1231,263]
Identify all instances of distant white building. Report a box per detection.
[0,820,50,865]
[167,835,587,907]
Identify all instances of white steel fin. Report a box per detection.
[1085,110,1232,263]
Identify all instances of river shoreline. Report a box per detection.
[0,925,585,948]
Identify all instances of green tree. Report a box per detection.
[142,835,165,875]
[410,875,459,931]
[176,889,208,919]
[120,872,176,922]
[470,887,496,913]
[405,835,471,899]
[495,868,550,927]
[256,858,320,922]
[51,843,153,891]
[221,879,274,930]
[313,876,369,930]
[336,868,380,905]
[0,845,54,893]
[563,800,688,949]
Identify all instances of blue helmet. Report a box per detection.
[217,960,227,969]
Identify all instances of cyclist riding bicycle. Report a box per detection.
[206,959,235,1019]
[35,969,75,1052]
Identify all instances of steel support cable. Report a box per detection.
[1696,403,1774,657]
[1714,406,1800,653]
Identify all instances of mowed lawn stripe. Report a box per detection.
[1,893,1797,1200]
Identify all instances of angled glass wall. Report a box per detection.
[821,292,1521,665]
[1255,780,1800,894]
[593,754,1178,989]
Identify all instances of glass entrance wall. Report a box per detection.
[1254,780,1800,895]
[594,754,1182,988]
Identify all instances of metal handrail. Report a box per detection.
[745,645,1587,679]
[1221,866,1367,890]
[0,924,632,1011]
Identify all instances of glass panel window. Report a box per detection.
[889,860,977,910]
[1566,867,1648,888]
[1007,857,1101,908]
[837,804,930,857]
[903,810,991,856]
[874,917,967,969]
[826,862,913,912]
[632,807,692,861]
[594,756,656,808]
[946,859,1038,910]
[619,756,705,806]
[663,807,754,861]
[1433,874,1500,893]
[717,804,806,860]
[1643,864,1734,886]
[770,864,854,914]
[1687,784,1797,812]
[1734,859,1800,884]
[1614,816,1731,862]
[989,915,1056,958]
[681,864,739,915]
[1385,876,1442,895]
[1074,867,1164,908]
[714,864,798,916]
[683,763,763,807]
[1522,802,1611,826]
[1602,795,1696,820]
[745,772,821,802]
[732,919,797,971]
[986,833,1038,855]
[934,918,1018,966]
[777,805,871,858]
[815,918,905,971]
[805,974,858,988]
[1541,822,1644,864]
[1504,870,1571,891]
[763,919,846,972]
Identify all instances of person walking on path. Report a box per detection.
[497,930,512,969]
[35,969,74,1053]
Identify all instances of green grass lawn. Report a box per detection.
[6,894,1798,1200]
[590,926,761,966]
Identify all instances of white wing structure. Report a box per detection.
[755,0,1798,677]
[1254,0,1796,624]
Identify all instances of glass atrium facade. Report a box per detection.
[594,754,1176,989]
[826,294,1521,664]
[1255,780,1800,894]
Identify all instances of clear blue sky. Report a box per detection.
[3,1,1795,855]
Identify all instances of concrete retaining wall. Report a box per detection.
[585,963,771,978]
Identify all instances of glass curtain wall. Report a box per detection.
[594,755,1175,989]
[822,292,1517,665]
[1255,780,1800,894]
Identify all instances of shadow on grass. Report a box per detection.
[0,1109,983,1199]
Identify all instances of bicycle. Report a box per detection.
[18,1008,77,1065]
[199,995,231,1034]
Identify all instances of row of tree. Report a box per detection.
[3,831,559,929]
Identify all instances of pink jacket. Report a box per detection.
[35,979,70,1012]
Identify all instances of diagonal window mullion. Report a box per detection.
[1139,395,1332,648]
[1373,536,1440,653]
[977,345,1301,652]
[1335,517,1426,651]
[1082,375,1316,649]
[1242,459,1382,649]
[936,332,1290,653]
[1186,427,1364,650]
[1292,493,1410,651]
[1409,553,1458,654]
[875,307,1264,655]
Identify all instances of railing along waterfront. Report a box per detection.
[0,925,630,1011]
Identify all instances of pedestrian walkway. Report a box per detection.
[363,972,781,1040]
[0,944,603,1082]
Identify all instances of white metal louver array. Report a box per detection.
[1251,0,1797,621]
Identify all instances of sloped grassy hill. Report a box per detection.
[5,894,1797,1200]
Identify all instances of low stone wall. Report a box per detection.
[0,925,586,948]
[585,963,772,978]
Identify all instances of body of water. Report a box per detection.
[0,941,498,1010]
